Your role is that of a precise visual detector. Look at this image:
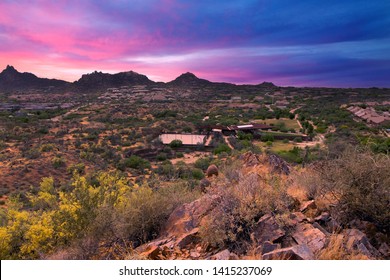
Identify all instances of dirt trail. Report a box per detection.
[289,106,302,114]
[223,135,235,150]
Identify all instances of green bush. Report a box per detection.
[293,137,303,143]
[52,156,66,168]
[114,182,199,243]
[169,140,183,148]
[214,144,231,155]
[260,134,274,142]
[176,152,184,158]
[117,155,151,171]
[67,163,85,175]
[156,153,168,161]
[40,144,56,153]
[194,157,211,171]
[191,168,205,180]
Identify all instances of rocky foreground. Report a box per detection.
[134,152,389,260]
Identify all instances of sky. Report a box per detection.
[0,0,389,87]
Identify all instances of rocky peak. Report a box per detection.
[168,72,211,86]
[0,65,69,91]
[75,70,154,90]
[4,65,18,72]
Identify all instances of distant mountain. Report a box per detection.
[167,72,212,87]
[0,65,70,91]
[257,81,276,88]
[0,65,278,93]
[74,70,155,91]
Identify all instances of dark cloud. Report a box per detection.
[0,0,389,86]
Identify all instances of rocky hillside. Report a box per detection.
[134,152,389,260]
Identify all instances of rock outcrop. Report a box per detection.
[134,157,386,261]
[206,164,219,177]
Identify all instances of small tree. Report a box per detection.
[169,140,183,148]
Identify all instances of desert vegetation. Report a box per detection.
[0,74,389,260]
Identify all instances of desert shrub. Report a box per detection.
[67,163,85,175]
[312,147,390,231]
[194,157,211,171]
[260,134,274,142]
[183,126,193,133]
[155,161,175,179]
[191,168,205,180]
[24,148,40,159]
[277,147,303,164]
[28,177,57,210]
[156,153,168,161]
[214,144,231,155]
[237,131,253,141]
[200,171,292,250]
[113,182,199,244]
[117,155,150,171]
[52,156,66,168]
[176,152,184,158]
[39,144,56,153]
[317,235,369,260]
[0,173,132,259]
[169,140,183,148]
[293,137,303,143]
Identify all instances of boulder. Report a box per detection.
[199,178,211,192]
[300,200,317,213]
[139,245,161,260]
[292,223,327,252]
[211,249,238,260]
[206,164,219,177]
[312,222,330,237]
[268,154,290,175]
[378,243,390,258]
[324,218,341,233]
[261,241,281,255]
[289,212,308,224]
[241,151,260,166]
[314,212,331,223]
[262,244,314,260]
[343,229,379,258]
[253,214,286,244]
[176,228,200,249]
[163,194,219,237]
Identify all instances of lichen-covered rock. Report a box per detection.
[342,229,380,258]
[268,154,290,175]
[292,223,327,253]
[253,214,286,244]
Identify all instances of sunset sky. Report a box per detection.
[1,0,389,87]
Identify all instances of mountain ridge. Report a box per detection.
[0,65,70,91]
[0,65,277,92]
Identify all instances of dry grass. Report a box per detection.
[317,235,369,260]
